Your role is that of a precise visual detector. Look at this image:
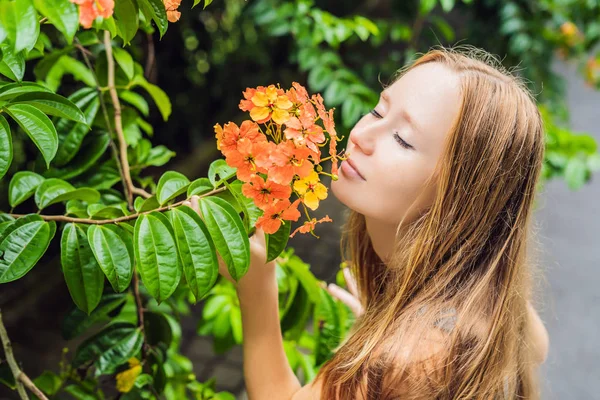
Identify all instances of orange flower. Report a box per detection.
[293,170,328,210]
[287,81,310,104]
[248,85,294,125]
[215,121,264,157]
[268,141,313,185]
[255,199,301,234]
[163,0,181,22]
[225,138,271,181]
[290,215,333,238]
[312,93,337,137]
[239,87,260,112]
[284,115,325,153]
[242,174,291,210]
[70,0,114,29]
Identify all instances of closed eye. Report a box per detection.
[367,109,414,150]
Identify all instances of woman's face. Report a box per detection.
[331,62,462,225]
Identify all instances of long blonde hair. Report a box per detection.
[316,45,545,399]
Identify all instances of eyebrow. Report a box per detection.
[381,90,424,134]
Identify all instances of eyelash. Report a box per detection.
[366,109,413,150]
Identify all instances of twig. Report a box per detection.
[144,33,156,81]
[132,271,146,359]
[9,186,227,224]
[0,309,49,400]
[74,39,130,201]
[104,31,137,211]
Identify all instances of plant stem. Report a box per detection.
[74,39,130,204]
[0,309,49,400]
[132,270,146,360]
[104,30,136,211]
[8,187,227,224]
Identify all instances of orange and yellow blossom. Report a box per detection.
[115,358,142,393]
[255,199,301,234]
[225,138,271,181]
[215,120,264,157]
[247,85,294,125]
[163,0,182,23]
[284,113,325,154]
[242,174,292,210]
[70,0,114,29]
[290,215,333,238]
[293,170,328,210]
[267,141,314,185]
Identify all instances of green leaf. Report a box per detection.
[208,159,236,187]
[131,75,171,121]
[419,0,437,15]
[199,196,250,282]
[170,206,219,302]
[119,90,149,117]
[9,92,87,124]
[314,288,342,365]
[8,171,45,207]
[33,371,62,396]
[0,43,25,81]
[53,91,99,166]
[138,0,168,38]
[188,177,213,197]
[72,322,141,372]
[307,66,332,92]
[0,82,52,101]
[565,157,587,190]
[33,0,79,44]
[134,212,182,303]
[4,103,58,168]
[285,253,321,303]
[143,311,173,348]
[0,214,56,283]
[55,55,96,87]
[87,225,134,293]
[113,0,139,45]
[44,132,110,180]
[34,178,100,209]
[0,0,39,53]
[439,0,455,12]
[341,95,364,127]
[61,293,127,340]
[156,171,190,205]
[280,283,312,340]
[0,115,11,180]
[266,222,291,262]
[112,46,135,80]
[61,223,105,314]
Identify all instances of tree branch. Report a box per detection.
[0,309,49,400]
[9,187,227,224]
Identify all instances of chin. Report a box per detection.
[331,178,362,213]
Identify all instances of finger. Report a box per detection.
[191,195,199,212]
[343,267,359,298]
[327,283,363,316]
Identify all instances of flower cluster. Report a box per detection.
[214,82,346,237]
[70,0,181,29]
[70,0,114,29]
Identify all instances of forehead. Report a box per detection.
[382,63,462,143]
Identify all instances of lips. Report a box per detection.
[345,158,366,180]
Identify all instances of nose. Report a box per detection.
[349,120,375,155]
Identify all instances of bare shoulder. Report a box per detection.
[290,328,451,400]
[291,375,324,400]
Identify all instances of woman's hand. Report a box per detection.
[183,195,276,290]
[326,267,364,317]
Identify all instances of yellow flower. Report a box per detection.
[250,85,293,125]
[116,358,142,393]
[293,170,328,210]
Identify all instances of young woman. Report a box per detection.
[184,45,550,399]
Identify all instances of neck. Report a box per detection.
[364,216,400,265]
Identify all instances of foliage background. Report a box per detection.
[1,0,599,398]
